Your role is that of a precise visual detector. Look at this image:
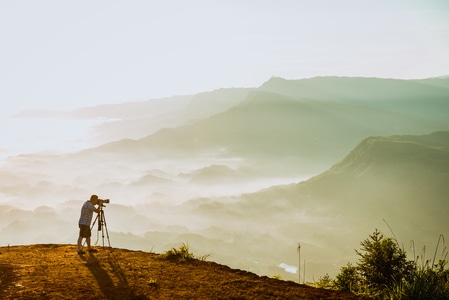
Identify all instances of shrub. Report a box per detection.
[160,243,210,262]
[334,230,449,299]
[334,263,361,293]
[356,229,414,295]
[314,273,334,289]
[389,259,449,300]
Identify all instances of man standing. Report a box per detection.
[77,194,100,254]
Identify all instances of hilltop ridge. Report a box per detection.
[0,244,369,300]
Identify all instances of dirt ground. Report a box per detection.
[0,244,370,299]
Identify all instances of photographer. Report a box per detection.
[77,194,101,254]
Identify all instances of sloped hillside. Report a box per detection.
[240,131,449,209]
[0,244,369,300]
[305,131,449,204]
[179,131,449,277]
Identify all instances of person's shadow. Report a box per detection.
[85,251,146,299]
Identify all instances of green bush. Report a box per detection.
[334,263,361,293]
[389,260,449,300]
[333,230,449,299]
[356,229,414,296]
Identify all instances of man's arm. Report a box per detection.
[89,202,100,214]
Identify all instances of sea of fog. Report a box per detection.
[0,113,314,209]
[0,113,324,282]
[0,115,105,161]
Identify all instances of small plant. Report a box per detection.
[147,278,158,287]
[160,243,210,262]
[196,253,211,261]
[161,243,195,261]
[313,273,334,289]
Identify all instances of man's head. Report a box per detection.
[90,194,99,204]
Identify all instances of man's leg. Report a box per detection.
[86,237,91,249]
[78,225,89,253]
[77,236,83,251]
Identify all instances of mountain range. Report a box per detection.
[83,76,449,174]
[1,76,448,281]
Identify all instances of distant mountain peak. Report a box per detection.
[327,131,449,177]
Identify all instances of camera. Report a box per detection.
[98,198,110,206]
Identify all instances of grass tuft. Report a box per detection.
[160,243,210,262]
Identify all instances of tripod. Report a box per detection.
[90,205,112,249]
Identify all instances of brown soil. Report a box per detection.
[0,244,370,299]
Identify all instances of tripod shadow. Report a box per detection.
[85,205,148,298]
[86,252,145,300]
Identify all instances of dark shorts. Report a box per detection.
[79,224,91,238]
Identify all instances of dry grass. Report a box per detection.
[0,244,371,299]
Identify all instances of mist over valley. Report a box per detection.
[1,76,448,282]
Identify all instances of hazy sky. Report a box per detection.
[1,0,449,114]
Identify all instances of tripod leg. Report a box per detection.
[98,210,104,247]
[101,218,105,248]
[91,214,98,232]
[101,211,112,248]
